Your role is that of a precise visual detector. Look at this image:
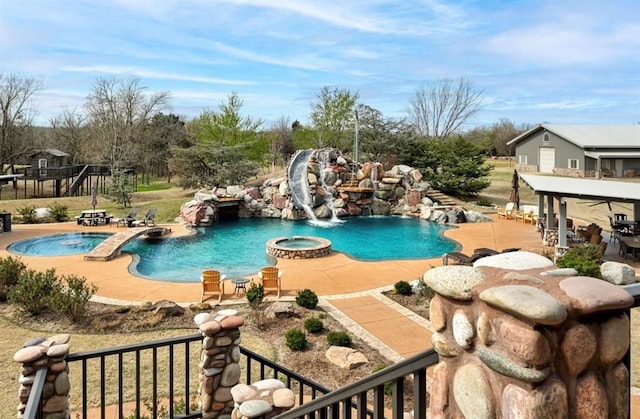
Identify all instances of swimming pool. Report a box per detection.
[8,216,457,282]
[9,232,114,256]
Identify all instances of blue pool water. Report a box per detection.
[9,233,114,256]
[8,217,456,282]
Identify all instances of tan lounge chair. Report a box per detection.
[497,202,515,220]
[201,269,226,303]
[258,266,282,298]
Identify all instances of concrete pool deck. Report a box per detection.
[0,215,553,304]
[1,215,638,304]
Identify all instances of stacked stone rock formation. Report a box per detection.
[230,379,296,419]
[194,308,245,418]
[13,333,72,419]
[181,148,490,225]
[424,251,634,418]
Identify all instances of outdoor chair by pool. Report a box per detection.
[201,269,226,303]
[114,208,139,228]
[497,202,515,220]
[443,251,492,266]
[133,208,157,227]
[258,266,282,298]
[443,247,519,266]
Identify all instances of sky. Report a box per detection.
[1,0,639,130]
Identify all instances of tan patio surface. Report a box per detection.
[0,215,637,304]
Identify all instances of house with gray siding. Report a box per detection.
[507,124,640,178]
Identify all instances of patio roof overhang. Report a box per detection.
[519,174,640,247]
[520,174,640,204]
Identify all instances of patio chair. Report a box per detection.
[201,269,226,303]
[114,208,139,228]
[608,216,624,244]
[258,266,282,298]
[443,251,492,266]
[133,208,157,227]
[497,202,515,220]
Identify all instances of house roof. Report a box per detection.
[28,149,69,157]
[507,124,640,149]
[520,174,640,204]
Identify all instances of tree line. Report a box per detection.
[0,73,532,197]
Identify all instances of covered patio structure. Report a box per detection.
[520,174,640,247]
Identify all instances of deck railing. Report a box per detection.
[22,283,640,419]
[22,334,332,419]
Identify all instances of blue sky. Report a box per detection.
[1,0,638,129]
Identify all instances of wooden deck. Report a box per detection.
[83,226,171,261]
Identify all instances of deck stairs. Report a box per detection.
[65,165,90,196]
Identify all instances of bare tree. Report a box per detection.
[85,77,170,172]
[0,74,45,172]
[50,108,90,164]
[85,77,169,205]
[407,77,484,139]
[266,116,295,171]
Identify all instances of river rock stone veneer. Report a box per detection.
[13,334,72,419]
[424,251,634,418]
[195,308,245,418]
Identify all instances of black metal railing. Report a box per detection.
[22,333,332,419]
[22,283,640,419]
[276,348,439,419]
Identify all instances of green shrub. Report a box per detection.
[17,205,37,224]
[0,256,27,301]
[372,365,393,395]
[475,198,493,207]
[51,274,98,322]
[327,331,352,347]
[48,202,69,222]
[285,328,307,351]
[295,288,319,309]
[556,245,602,278]
[246,282,264,308]
[9,268,59,315]
[394,280,413,295]
[304,317,324,333]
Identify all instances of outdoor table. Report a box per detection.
[78,209,111,226]
[615,220,635,234]
[230,277,250,295]
[620,236,640,260]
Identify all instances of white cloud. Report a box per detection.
[62,65,256,86]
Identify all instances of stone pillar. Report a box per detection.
[424,251,634,419]
[194,308,245,419]
[13,334,71,419]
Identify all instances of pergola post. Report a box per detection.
[558,198,568,247]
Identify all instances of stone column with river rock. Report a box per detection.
[424,251,634,418]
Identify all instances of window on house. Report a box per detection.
[568,159,579,169]
[518,155,528,164]
[543,133,550,143]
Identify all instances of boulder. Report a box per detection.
[152,300,185,316]
[325,346,368,369]
[263,302,302,319]
[600,261,637,285]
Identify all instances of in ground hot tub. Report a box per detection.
[266,236,332,259]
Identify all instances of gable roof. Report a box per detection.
[28,149,69,158]
[507,124,640,149]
